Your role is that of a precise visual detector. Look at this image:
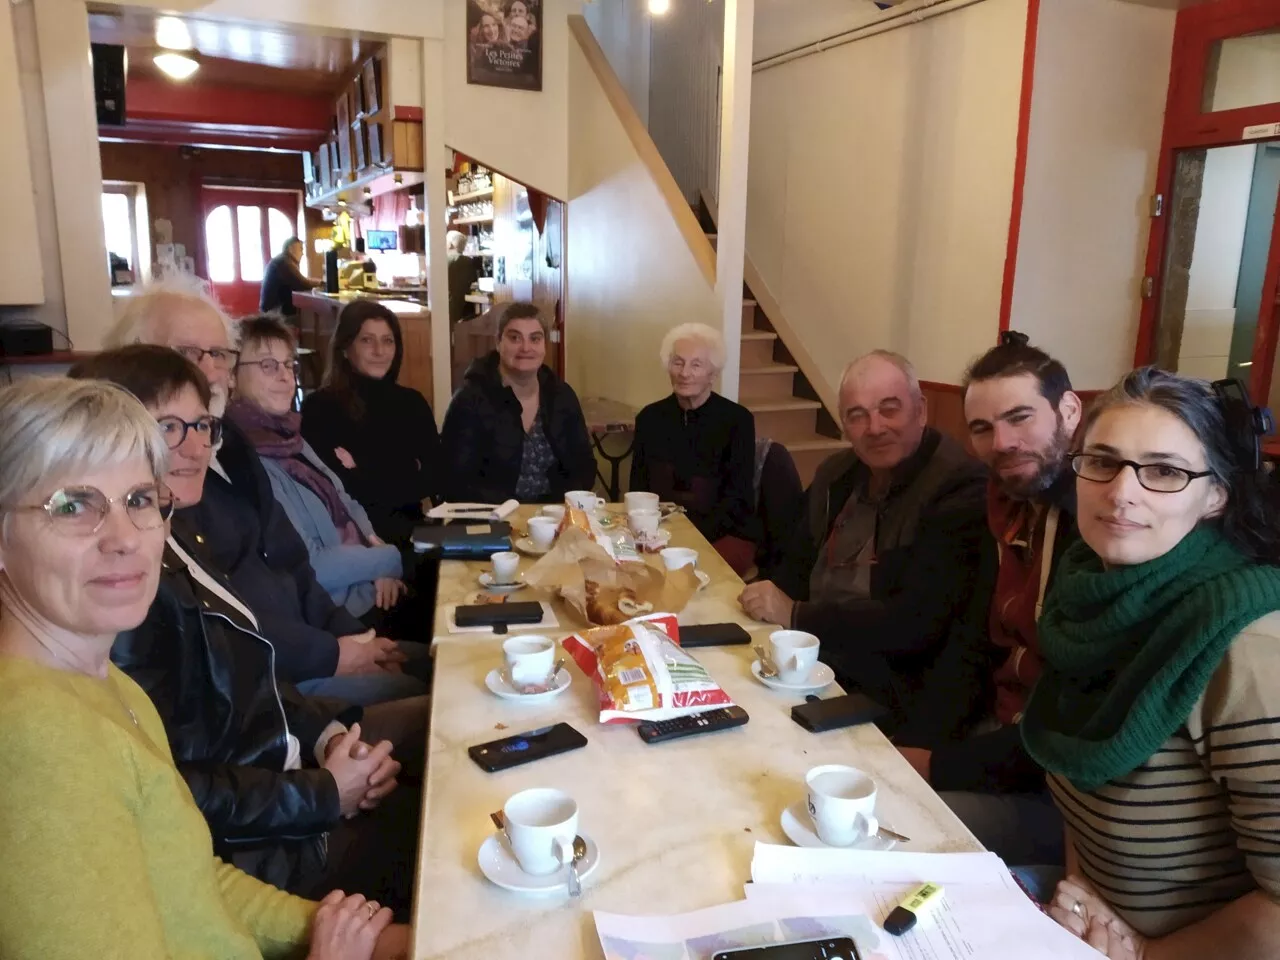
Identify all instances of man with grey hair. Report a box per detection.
[740,349,995,729]
[261,235,320,317]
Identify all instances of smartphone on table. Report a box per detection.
[467,723,588,772]
[713,937,862,960]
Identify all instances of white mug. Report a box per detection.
[502,634,556,687]
[503,787,579,876]
[805,764,879,847]
[541,504,566,522]
[768,629,820,684]
[490,551,520,585]
[624,491,660,513]
[628,508,661,539]
[527,516,558,551]
[565,490,604,512]
[660,547,698,571]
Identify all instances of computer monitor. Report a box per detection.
[366,230,398,251]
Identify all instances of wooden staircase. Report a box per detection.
[704,231,848,487]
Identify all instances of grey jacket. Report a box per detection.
[259,441,403,618]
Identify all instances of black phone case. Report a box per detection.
[791,694,888,733]
[713,937,861,960]
[468,723,588,772]
[454,601,544,629]
[679,623,752,648]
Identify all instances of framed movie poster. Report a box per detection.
[466,0,542,92]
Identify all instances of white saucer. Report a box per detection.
[751,660,835,693]
[484,667,572,703]
[694,569,711,591]
[478,832,601,894]
[479,571,525,592]
[780,802,897,851]
[514,537,551,557]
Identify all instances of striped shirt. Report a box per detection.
[1049,612,1280,937]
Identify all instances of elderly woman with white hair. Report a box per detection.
[630,322,758,574]
[0,378,402,960]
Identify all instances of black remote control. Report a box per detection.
[637,706,749,744]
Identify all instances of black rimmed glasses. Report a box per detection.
[173,345,240,370]
[1070,453,1213,494]
[236,357,300,378]
[6,483,174,536]
[157,415,223,450]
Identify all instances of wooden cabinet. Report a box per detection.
[398,314,434,404]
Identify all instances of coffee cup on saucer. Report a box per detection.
[502,787,579,875]
[565,490,604,512]
[624,491,660,513]
[527,516,558,551]
[628,508,661,540]
[541,504,566,522]
[805,764,879,847]
[660,547,698,571]
[502,635,555,688]
[768,629,819,684]
[490,551,520,585]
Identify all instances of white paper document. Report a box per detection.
[592,844,1099,960]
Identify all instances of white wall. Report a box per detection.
[1179,144,1255,382]
[444,0,573,198]
[582,0,650,124]
[566,32,719,410]
[1008,0,1175,389]
[747,0,1027,390]
[753,0,926,62]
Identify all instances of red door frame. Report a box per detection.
[200,186,301,319]
[1136,0,1280,402]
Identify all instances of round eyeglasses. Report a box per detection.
[157,415,223,450]
[173,345,240,370]
[5,483,174,536]
[1070,453,1213,494]
[236,357,299,378]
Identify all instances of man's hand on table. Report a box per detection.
[739,581,795,627]
[322,724,401,817]
[896,746,932,782]
[336,632,407,676]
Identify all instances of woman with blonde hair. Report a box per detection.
[630,322,758,574]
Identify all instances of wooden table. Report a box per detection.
[412,507,980,959]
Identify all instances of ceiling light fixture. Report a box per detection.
[153,52,199,80]
[154,16,193,51]
[648,0,670,14]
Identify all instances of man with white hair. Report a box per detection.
[740,349,995,728]
[110,276,423,705]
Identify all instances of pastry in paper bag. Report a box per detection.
[524,506,698,625]
[562,613,734,723]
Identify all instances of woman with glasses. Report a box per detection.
[227,316,410,625]
[1020,367,1280,958]
[0,376,400,960]
[630,323,757,574]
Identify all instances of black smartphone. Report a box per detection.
[468,723,588,772]
[679,623,752,648]
[713,938,861,960]
[791,693,888,733]
[455,601,544,630]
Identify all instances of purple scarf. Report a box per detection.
[226,399,366,546]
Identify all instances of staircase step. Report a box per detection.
[740,331,778,366]
[745,399,822,443]
[739,363,800,401]
[744,399,822,413]
[740,363,799,375]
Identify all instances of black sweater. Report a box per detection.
[629,392,757,543]
[439,352,596,504]
[301,375,440,543]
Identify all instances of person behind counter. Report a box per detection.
[302,300,440,544]
[440,302,595,505]
[261,237,322,318]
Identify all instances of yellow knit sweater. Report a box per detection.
[0,656,317,959]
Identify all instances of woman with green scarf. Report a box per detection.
[1020,367,1280,959]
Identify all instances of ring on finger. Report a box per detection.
[365,901,379,919]
[1071,900,1085,918]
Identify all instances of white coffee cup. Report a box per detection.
[628,508,661,539]
[805,764,879,847]
[541,504,566,522]
[625,491,660,513]
[502,787,579,876]
[660,547,698,571]
[502,634,556,688]
[565,490,604,512]
[528,516,558,551]
[768,629,820,684]
[490,550,520,585]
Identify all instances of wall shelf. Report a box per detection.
[450,186,494,203]
[453,214,494,225]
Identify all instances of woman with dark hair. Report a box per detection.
[1022,367,1280,957]
[440,302,594,504]
[301,300,439,544]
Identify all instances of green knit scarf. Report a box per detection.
[1021,525,1280,791]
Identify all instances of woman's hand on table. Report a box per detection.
[739,581,795,627]
[1049,874,1148,960]
[306,890,393,960]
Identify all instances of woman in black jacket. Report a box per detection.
[301,299,439,544]
[440,302,596,504]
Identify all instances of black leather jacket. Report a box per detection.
[112,531,353,866]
